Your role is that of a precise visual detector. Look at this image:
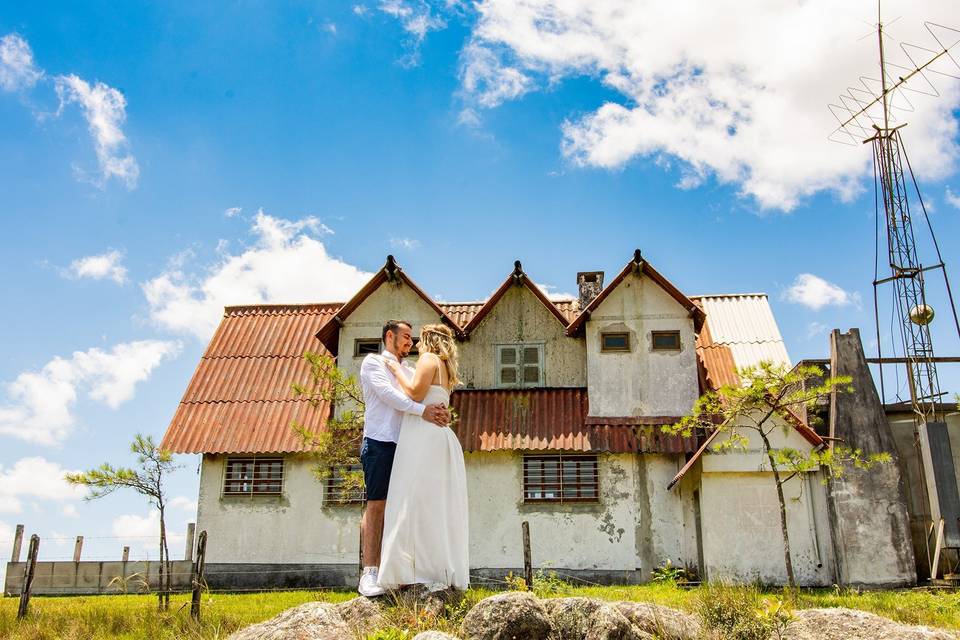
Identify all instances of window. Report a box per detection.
[496,344,544,387]
[651,330,681,351]
[354,338,382,357]
[601,332,630,352]
[223,457,284,496]
[325,464,366,505]
[523,454,599,503]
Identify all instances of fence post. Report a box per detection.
[184,523,196,562]
[10,524,24,563]
[190,530,207,622]
[522,520,533,589]
[122,546,130,562]
[17,534,39,620]
[73,536,84,563]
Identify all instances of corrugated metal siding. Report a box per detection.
[161,304,339,454]
[451,388,697,453]
[692,294,791,390]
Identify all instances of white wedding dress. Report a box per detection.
[378,384,470,590]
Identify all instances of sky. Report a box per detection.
[1,1,959,578]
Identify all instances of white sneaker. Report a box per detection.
[358,567,386,597]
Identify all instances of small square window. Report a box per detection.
[325,464,366,505]
[354,338,382,357]
[223,457,284,496]
[523,454,599,503]
[651,331,681,351]
[601,332,630,352]
[496,344,543,387]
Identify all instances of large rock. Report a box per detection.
[542,597,642,640]
[461,592,554,640]
[227,597,384,640]
[413,633,460,640]
[785,608,959,640]
[613,601,702,640]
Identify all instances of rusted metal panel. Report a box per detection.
[451,388,697,453]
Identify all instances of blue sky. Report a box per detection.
[1,1,959,574]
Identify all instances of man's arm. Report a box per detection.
[360,357,426,416]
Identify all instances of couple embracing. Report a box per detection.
[356,319,470,597]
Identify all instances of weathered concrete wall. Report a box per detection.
[584,272,698,417]
[197,454,362,564]
[3,560,193,596]
[458,285,586,389]
[634,454,688,580]
[697,418,834,586]
[337,279,445,380]
[888,411,960,580]
[827,329,916,587]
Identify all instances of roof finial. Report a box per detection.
[633,249,642,263]
[512,260,524,284]
[385,255,398,280]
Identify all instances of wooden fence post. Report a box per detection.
[10,524,24,563]
[122,546,130,562]
[185,523,196,562]
[73,536,83,563]
[522,520,533,589]
[17,534,39,620]
[191,530,207,622]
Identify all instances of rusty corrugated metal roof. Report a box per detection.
[161,303,338,454]
[450,388,698,453]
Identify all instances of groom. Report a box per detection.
[357,319,450,597]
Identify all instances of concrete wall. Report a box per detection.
[696,420,834,586]
[337,280,445,380]
[197,454,361,565]
[584,272,698,417]
[4,560,193,596]
[458,285,586,389]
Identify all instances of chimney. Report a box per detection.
[577,271,604,309]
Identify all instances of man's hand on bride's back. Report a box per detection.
[423,403,450,427]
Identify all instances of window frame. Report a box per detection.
[522,454,600,504]
[495,342,545,388]
[222,457,285,497]
[354,338,383,357]
[324,464,366,505]
[651,330,682,351]
[600,332,631,353]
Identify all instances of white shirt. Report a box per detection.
[360,350,426,443]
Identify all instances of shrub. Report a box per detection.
[695,583,793,640]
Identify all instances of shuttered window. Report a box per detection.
[325,464,366,505]
[496,344,544,387]
[223,457,284,496]
[523,454,599,503]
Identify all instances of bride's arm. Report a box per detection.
[384,354,439,403]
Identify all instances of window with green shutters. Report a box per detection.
[496,343,544,387]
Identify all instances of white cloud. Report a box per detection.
[354,4,370,16]
[0,340,181,445]
[321,22,338,35]
[143,210,372,340]
[67,249,128,284]
[946,186,960,210]
[112,510,186,558]
[806,321,829,340]
[0,457,86,513]
[169,496,197,512]
[535,282,576,301]
[379,0,446,64]
[224,206,243,218]
[457,0,960,210]
[55,74,139,189]
[389,237,421,250]
[0,33,43,92]
[783,274,857,311]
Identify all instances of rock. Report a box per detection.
[413,632,460,640]
[461,592,554,640]
[542,597,641,640]
[613,601,702,640]
[785,608,959,640]
[226,597,384,640]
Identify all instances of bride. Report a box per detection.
[378,322,470,591]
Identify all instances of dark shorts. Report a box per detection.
[360,437,397,501]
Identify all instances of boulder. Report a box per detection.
[613,601,702,640]
[413,633,460,640]
[226,597,384,640]
[542,597,642,640]
[785,608,959,640]
[461,592,554,640]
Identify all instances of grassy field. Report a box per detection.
[1,582,958,639]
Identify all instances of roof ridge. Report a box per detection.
[690,292,769,299]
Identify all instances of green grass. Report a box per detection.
[1,583,958,639]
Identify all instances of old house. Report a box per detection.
[158,252,921,589]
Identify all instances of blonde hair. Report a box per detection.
[418,323,460,388]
